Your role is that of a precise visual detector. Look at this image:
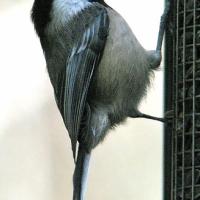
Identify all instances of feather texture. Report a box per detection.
[45,4,109,160]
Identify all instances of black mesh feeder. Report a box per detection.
[164,0,200,199]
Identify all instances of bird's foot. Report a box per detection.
[164,110,174,124]
[129,111,165,123]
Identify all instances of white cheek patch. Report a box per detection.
[51,0,91,25]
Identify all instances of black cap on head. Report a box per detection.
[31,0,53,38]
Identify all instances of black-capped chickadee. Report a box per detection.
[31,1,170,199]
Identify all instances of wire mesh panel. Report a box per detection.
[165,0,200,200]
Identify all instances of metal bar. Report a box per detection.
[174,0,180,199]
[171,2,176,199]
[191,0,196,199]
[177,8,200,14]
[178,24,200,31]
[182,0,186,199]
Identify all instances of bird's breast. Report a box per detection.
[90,8,152,110]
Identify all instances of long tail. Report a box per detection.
[73,145,91,200]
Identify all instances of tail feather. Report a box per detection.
[73,145,91,200]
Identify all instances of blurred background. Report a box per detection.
[0,0,164,199]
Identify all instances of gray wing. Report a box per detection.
[55,7,109,160]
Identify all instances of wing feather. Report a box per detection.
[55,6,109,160]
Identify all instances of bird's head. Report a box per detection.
[31,0,53,38]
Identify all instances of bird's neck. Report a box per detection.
[32,0,106,38]
[50,0,91,25]
[32,0,90,36]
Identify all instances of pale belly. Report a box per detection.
[89,8,152,115]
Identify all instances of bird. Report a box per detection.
[31,0,170,199]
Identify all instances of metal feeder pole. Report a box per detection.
[164,0,200,199]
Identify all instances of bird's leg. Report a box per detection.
[132,3,171,123]
[156,1,171,52]
[129,109,174,123]
[147,1,171,69]
[164,109,174,123]
[129,111,165,123]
